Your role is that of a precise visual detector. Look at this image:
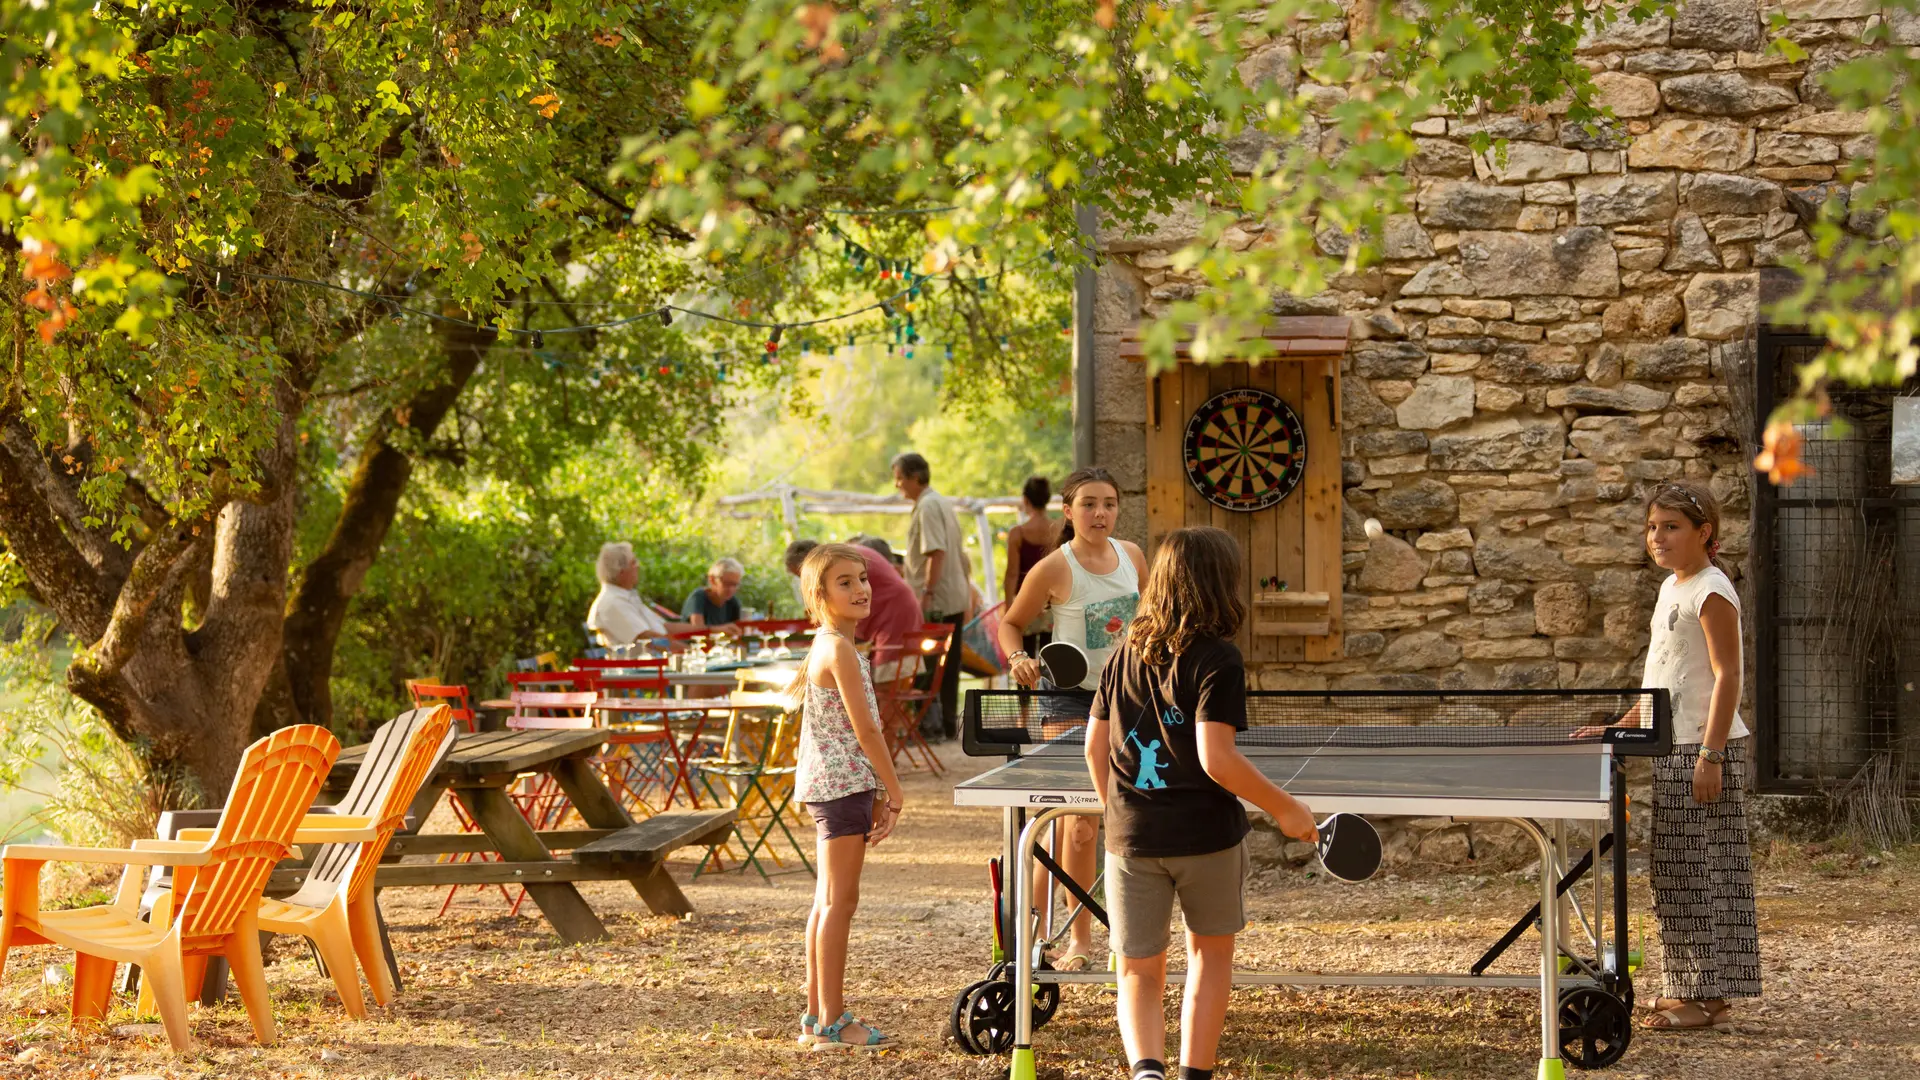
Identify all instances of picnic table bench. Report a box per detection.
[270,730,734,944]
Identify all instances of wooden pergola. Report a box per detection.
[717,484,1062,609]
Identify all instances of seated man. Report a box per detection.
[588,542,735,647]
[784,538,921,646]
[683,557,745,629]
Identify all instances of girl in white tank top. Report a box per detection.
[1052,537,1140,690]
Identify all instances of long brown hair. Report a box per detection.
[785,542,869,698]
[1127,526,1246,665]
[1644,480,1725,573]
[1057,466,1119,545]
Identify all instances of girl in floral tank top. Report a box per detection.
[787,543,906,1052]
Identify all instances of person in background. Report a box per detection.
[588,542,732,647]
[1001,475,1059,658]
[892,451,971,741]
[683,556,747,631]
[785,539,922,647]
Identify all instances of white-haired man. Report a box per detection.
[588,542,735,647]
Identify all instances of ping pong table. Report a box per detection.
[950,688,1672,1080]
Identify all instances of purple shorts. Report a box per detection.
[806,789,877,842]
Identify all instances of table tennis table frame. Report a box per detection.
[957,688,1670,1080]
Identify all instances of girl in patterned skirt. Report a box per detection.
[1637,480,1761,1029]
[790,543,907,1051]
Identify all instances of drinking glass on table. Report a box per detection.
[773,628,793,659]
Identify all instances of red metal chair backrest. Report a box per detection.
[508,670,598,693]
[407,681,478,732]
[572,657,669,672]
[595,673,671,698]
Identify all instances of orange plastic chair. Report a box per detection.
[247,707,455,1015]
[0,725,349,1051]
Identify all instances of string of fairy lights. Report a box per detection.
[201,214,1071,388]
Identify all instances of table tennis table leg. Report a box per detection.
[1009,805,1096,1080]
[1498,816,1563,1080]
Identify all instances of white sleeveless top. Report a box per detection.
[1642,565,1747,745]
[1051,538,1140,690]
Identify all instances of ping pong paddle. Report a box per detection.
[1315,813,1382,882]
[1038,640,1090,689]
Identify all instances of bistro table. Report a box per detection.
[307,730,733,944]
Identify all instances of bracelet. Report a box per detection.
[1697,745,1727,764]
[1008,650,1031,662]
[887,804,902,813]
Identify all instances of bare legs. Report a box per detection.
[1030,816,1100,962]
[804,833,879,1043]
[1116,931,1236,1071]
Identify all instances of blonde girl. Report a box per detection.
[789,543,907,1050]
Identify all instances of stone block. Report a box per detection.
[1552,636,1618,660]
[1687,172,1782,214]
[1473,536,1581,581]
[1377,630,1463,671]
[1401,263,1477,297]
[1100,202,1204,254]
[1469,580,1524,613]
[1533,581,1592,635]
[1624,49,1718,75]
[1476,384,1525,412]
[1478,143,1591,182]
[1684,272,1759,339]
[1462,638,1555,660]
[1659,72,1798,115]
[1343,632,1386,659]
[1478,344,1587,383]
[1375,478,1460,529]
[1664,214,1724,271]
[1703,214,1768,243]
[1574,172,1679,225]
[1779,0,1876,17]
[1547,383,1673,412]
[1333,672,1441,691]
[1591,72,1662,117]
[1578,13,1673,50]
[1343,377,1398,427]
[1569,415,1646,463]
[1256,669,1331,691]
[1418,182,1526,229]
[1782,111,1871,134]
[1603,604,1651,649]
[1758,132,1839,166]
[1492,661,1562,689]
[1384,215,1437,259]
[1627,120,1756,171]
[1354,342,1431,378]
[1417,527,1475,551]
[1369,453,1431,476]
[1512,296,1584,323]
[1432,417,1568,471]
[1623,338,1711,379]
[1354,430,1431,457]
[1457,229,1621,298]
[1414,138,1477,178]
[1395,374,1477,430]
[1547,322,1605,345]
[1668,0,1763,51]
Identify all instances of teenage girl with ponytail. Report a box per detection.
[996,466,1149,971]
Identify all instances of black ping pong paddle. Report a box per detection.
[1315,813,1382,882]
[1038,640,1090,689]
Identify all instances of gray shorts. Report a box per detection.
[1108,842,1249,958]
[806,789,876,842]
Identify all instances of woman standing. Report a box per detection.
[997,467,1149,971]
[1001,475,1061,658]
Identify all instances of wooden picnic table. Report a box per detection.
[303,730,733,944]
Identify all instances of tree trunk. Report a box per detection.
[268,320,492,734]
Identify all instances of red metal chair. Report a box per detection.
[407,681,478,733]
[872,625,952,774]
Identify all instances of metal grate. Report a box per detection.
[1754,330,1920,792]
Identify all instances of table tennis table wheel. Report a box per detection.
[1557,986,1632,1070]
[958,979,1018,1055]
[950,980,989,1054]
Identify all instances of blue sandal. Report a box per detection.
[810,1010,890,1051]
[797,1012,819,1047]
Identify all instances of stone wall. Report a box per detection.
[1090,0,1907,695]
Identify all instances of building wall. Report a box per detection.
[1089,0,1908,692]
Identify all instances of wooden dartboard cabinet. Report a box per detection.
[1123,317,1350,662]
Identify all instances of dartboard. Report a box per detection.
[1182,388,1308,512]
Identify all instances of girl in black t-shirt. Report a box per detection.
[1086,527,1317,1080]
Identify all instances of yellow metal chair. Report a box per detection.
[0,725,352,1051]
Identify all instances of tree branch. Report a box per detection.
[72,521,203,677]
[0,414,132,583]
[0,412,117,640]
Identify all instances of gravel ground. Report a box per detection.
[3,752,1917,1079]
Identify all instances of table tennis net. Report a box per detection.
[963,688,1672,757]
